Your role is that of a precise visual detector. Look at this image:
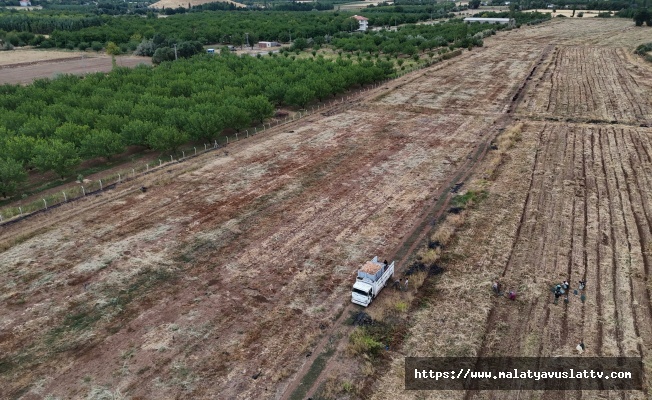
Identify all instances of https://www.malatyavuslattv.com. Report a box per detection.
[405,357,643,390]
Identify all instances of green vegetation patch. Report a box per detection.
[452,190,488,209]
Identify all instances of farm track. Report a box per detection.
[289,35,556,400]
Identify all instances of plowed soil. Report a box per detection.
[1,18,651,400]
[372,18,652,400]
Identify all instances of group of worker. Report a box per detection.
[491,281,517,301]
[393,277,409,291]
[490,278,588,354]
[554,279,587,304]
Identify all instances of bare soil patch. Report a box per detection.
[0,54,151,85]
[0,49,87,66]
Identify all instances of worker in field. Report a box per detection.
[404,278,409,291]
[492,281,500,295]
[579,280,586,290]
[508,290,516,301]
[562,281,569,291]
[394,278,401,290]
[554,289,562,304]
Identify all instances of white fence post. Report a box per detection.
[214,140,217,148]
[99,180,103,190]
[63,191,67,202]
[43,198,47,209]
[170,155,173,162]
[159,159,162,166]
[82,186,86,196]
[236,132,238,141]
[204,144,207,150]
[118,174,121,183]
[246,130,248,138]
[182,151,185,158]
[146,164,149,172]
[194,147,197,155]
[19,206,23,215]
[132,168,135,178]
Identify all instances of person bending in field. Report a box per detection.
[554,290,562,304]
[579,280,586,290]
[562,281,569,291]
[508,291,516,301]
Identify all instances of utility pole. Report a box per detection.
[173,43,177,60]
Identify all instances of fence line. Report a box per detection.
[0,51,464,226]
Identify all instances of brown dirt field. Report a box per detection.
[0,49,85,66]
[0,55,152,85]
[1,18,651,400]
[371,18,652,400]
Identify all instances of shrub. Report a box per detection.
[348,328,384,357]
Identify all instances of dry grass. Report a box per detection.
[484,122,524,180]
[430,213,466,246]
[497,122,524,151]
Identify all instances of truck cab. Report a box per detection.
[352,281,374,307]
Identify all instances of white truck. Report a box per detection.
[351,256,395,307]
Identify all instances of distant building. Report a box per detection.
[352,15,369,32]
[258,41,280,48]
[463,17,516,27]
[19,0,31,6]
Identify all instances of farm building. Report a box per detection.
[463,17,515,27]
[258,41,280,48]
[19,0,31,5]
[352,15,369,31]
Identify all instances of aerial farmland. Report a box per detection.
[0,14,651,400]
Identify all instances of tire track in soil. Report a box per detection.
[286,44,554,400]
[286,116,496,400]
[597,127,625,357]
[559,126,579,347]
[606,126,640,357]
[589,129,605,355]
[612,128,648,356]
[627,130,652,325]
